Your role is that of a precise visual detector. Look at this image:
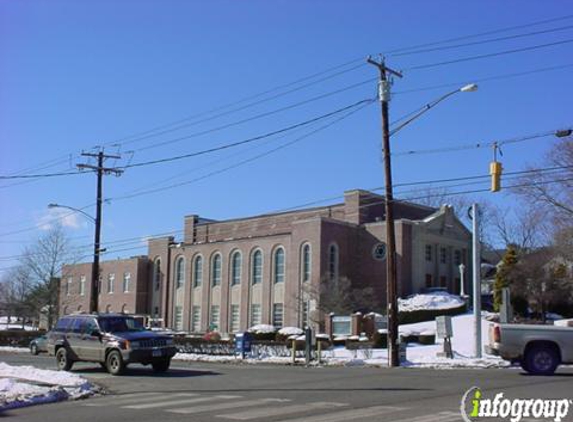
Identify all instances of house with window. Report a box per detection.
[59,189,472,334]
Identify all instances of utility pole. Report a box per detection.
[367,56,403,368]
[77,150,123,314]
[470,203,482,358]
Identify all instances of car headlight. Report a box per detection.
[165,339,174,346]
[130,341,140,349]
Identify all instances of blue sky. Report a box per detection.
[1,0,572,270]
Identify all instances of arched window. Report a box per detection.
[193,255,203,288]
[211,253,222,287]
[301,243,311,283]
[251,249,263,285]
[274,247,285,284]
[175,257,185,289]
[328,243,339,282]
[154,259,162,291]
[231,251,242,286]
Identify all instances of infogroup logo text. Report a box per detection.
[461,387,572,422]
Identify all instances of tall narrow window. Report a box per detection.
[230,305,240,333]
[251,250,263,285]
[108,274,115,294]
[231,251,242,286]
[174,306,183,331]
[211,253,222,287]
[301,244,311,283]
[454,250,462,266]
[79,275,86,296]
[328,243,339,281]
[250,304,262,327]
[210,305,220,331]
[154,259,162,291]
[274,247,285,284]
[425,245,433,262]
[66,277,72,296]
[272,303,284,328]
[440,247,447,264]
[175,257,185,289]
[123,272,131,293]
[193,255,203,287]
[191,306,201,332]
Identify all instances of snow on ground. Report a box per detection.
[0,363,98,411]
[399,291,465,312]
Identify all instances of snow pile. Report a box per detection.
[248,324,276,334]
[399,292,465,312]
[278,327,303,336]
[0,363,98,410]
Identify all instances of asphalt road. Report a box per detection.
[3,352,573,422]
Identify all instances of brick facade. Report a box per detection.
[59,189,472,334]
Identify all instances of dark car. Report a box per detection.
[30,333,49,355]
[47,314,178,375]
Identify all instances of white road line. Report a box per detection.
[218,402,347,420]
[83,392,190,406]
[167,398,291,415]
[268,405,405,422]
[124,395,240,410]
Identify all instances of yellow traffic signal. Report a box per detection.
[490,161,502,192]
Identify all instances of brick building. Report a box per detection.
[59,189,471,333]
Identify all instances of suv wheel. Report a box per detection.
[56,347,73,371]
[525,344,560,375]
[152,358,171,373]
[106,350,125,375]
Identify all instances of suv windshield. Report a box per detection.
[98,316,144,333]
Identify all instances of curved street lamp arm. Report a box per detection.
[47,203,96,224]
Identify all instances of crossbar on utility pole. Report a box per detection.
[367,56,402,368]
[77,150,123,314]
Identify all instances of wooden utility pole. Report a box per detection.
[367,56,402,368]
[77,150,122,314]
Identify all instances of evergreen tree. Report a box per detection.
[493,246,518,312]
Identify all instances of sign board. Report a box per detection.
[372,243,387,261]
[436,315,453,339]
[332,316,352,336]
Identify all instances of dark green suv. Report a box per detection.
[47,314,178,375]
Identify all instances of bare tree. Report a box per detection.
[17,224,77,328]
[513,136,573,223]
[294,276,381,329]
[490,205,550,252]
[0,266,34,327]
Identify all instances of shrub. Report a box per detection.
[398,303,466,325]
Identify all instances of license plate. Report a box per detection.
[152,349,162,357]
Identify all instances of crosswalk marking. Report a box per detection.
[124,395,240,409]
[167,398,290,415]
[83,392,191,406]
[389,411,461,422]
[218,402,347,420]
[269,405,405,422]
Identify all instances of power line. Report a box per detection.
[405,38,573,71]
[383,14,573,54]
[121,98,374,170]
[116,63,368,149]
[392,129,570,157]
[389,24,573,57]
[111,100,374,202]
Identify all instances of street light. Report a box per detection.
[48,203,101,313]
[367,56,478,368]
[48,203,96,224]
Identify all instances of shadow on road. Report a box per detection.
[71,366,221,378]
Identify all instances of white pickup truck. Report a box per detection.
[488,320,573,375]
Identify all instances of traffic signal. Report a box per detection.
[490,161,502,192]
